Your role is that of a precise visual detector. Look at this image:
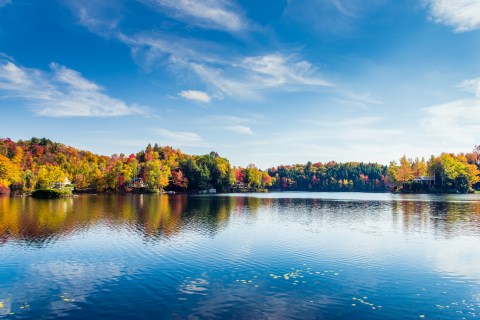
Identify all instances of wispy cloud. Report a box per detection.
[66,3,334,100]
[179,90,211,102]
[239,116,409,167]
[224,125,253,135]
[334,90,383,108]
[118,30,333,99]
[64,0,121,33]
[201,114,256,135]
[424,0,480,32]
[153,128,204,147]
[457,77,480,96]
[0,0,11,8]
[301,116,401,142]
[283,0,383,34]
[189,63,261,99]
[190,54,332,99]
[329,0,364,18]
[117,32,225,69]
[138,0,248,32]
[421,77,480,146]
[240,54,332,87]
[0,57,144,117]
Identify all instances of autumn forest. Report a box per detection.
[0,138,479,195]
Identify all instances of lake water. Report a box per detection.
[1,193,480,319]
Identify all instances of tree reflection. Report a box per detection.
[391,198,480,237]
[0,195,262,245]
[1,195,479,246]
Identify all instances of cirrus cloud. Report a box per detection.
[154,128,204,147]
[138,0,248,33]
[65,3,335,101]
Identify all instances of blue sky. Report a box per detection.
[1,0,480,168]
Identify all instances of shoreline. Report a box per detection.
[7,189,479,198]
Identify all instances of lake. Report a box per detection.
[1,192,480,319]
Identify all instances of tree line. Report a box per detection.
[387,151,480,193]
[0,138,479,194]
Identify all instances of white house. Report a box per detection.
[54,177,71,189]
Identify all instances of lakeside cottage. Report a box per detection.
[129,178,145,188]
[54,177,71,189]
[232,182,247,190]
[412,176,435,185]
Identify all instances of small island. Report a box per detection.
[0,137,479,196]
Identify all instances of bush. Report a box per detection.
[31,188,72,198]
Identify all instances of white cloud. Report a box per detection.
[190,63,261,99]
[0,57,143,117]
[225,125,253,135]
[240,54,333,88]
[179,90,211,102]
[201,114,256,135]
[66,4,334,100]
[457,77,480,96]
[117,32,224,70]
[64,0,121,33]
[52,63,100,91]
[425,0,480,32]
[101,32,334,100]
[189,54,332,99]
[421,77,480,146]
[421,99,480,144]
[154,128,204,147]
[138,0,247,32]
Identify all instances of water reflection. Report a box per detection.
[0,195,270,246]
[0,194,479,247]
[1,193,480,319]
[391,200,480,237]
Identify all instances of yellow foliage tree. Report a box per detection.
[36,164,67,189]
[0,155,21,192]
[396,155,413,184]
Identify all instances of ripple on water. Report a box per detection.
[1,193,480,319]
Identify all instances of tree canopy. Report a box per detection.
[0,137,478,194]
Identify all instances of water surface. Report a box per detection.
[1,192,480,319]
